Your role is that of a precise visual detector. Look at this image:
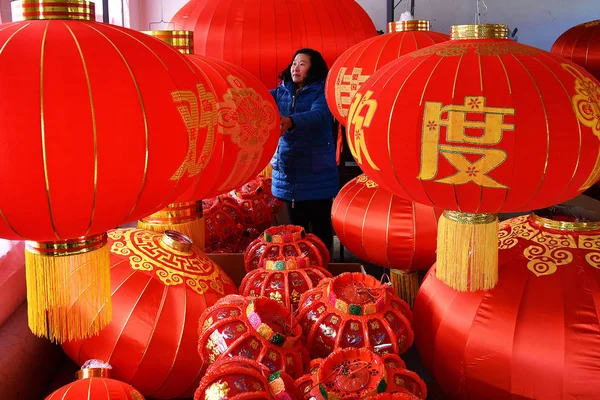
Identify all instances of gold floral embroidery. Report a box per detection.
[205,380,229,400]
[270,292,284,306]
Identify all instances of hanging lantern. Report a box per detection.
[203,197,243,253]
[62,229,237,399]
[347,23,600,292]
[198,295,309,379]
[221,178,275,236]
[413,213,600,399]
[296,348,427,399]
[296,273,413,359]
[46,360,145,400]
[244,225,330,272]
[552,20,600,80]
[195,356,302,400]
[170,0,377,89]
[138,31,280,247]
[240,256,331,311]
[0,0,220,342]
[332,175,441,307]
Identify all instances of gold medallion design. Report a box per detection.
[108,229,231,295]
[130,390,144,400]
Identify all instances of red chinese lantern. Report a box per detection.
[198,295,309,379]
[62,229,237,399]
[195,356,302,400]
[46,361,145,400]
[240,257,331,311]
[347,23,600,292]
[203,196,243,253]
[244,225,330,272]
[170,0,377,89]
[257,175,283,216]
[0,1,220,342]
[326,20,449,125]
[296,348,427,399]
[332,174,441,306]
[552,20,600,80]
[296,273,413,359]
[413,213,600,400]
[221,178,275,234]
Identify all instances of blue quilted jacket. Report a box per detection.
[270,79,339,202]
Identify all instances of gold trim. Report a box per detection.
[387,20,430,33]
[451,24,509,40]
[443,210,497,224]
[139,201,203,224]
[141,30,194,55]
[21,0,95,21]
[26,233,108,256]
[76,367,111,380]
[530,213,600,231]
[160,230,193,252]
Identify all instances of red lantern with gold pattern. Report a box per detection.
[203,196,243,253]
[244,225,330,272]
[413,213,600,400]
[332,174,441,306]
[46,363,145,400]
[240,257,331,311]
[195,356,302,400]
[62,229,237,399]
[326,20,448,125]
[296,348,427,399]
[221,178,275,235]
[296,273,413,359]
[171,0,376,89]
[347,23,600,292]
[552,20,600,81]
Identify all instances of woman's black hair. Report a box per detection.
[279,48,329,86]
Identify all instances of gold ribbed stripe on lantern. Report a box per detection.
[387,20,430,33]
[21,0,95,21]
[138,201,205,247]
[141,30,194,54]
[451,24,509,40]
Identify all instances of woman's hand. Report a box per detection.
[280,116,293,134]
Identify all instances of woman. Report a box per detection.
[270,48,338,252]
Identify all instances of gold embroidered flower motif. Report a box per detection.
[203,317,214,332]
[350,322,360,331]
[205,380,229,400]
[270,291,284,306]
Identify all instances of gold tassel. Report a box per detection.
[390,270,419,308]
[435,211,498,292]
[25,234,112,343]
[259,164,272,178]
[138,201,205,248]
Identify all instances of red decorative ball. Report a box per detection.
[203,197,243,253]
[198,295,309,379]
[240,257,332,311]
[195,357,302,400]
[244,225,330,272]
[296,273,413,358]
[222,178,274,234]
[296,348,427,399]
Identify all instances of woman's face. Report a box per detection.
[290,53,311,87]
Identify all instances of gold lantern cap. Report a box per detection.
[161,230,193,253]
[451,24,509,40]
[139,201,203,225]
[530,213,600,232]
[76,360,112,380]
[21,0,95,21]
[141,30,194,54]
[388,20,430,33]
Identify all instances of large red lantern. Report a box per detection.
[332,174,440,306]
[347,23,600,292]
[413,213,600,400]
[552,20,600,80]
[0,1,219,342]
[62,229,237,399]
[170,0,377,89]
[326,20,448,125]
[296,273,414,359]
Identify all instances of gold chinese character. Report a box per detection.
[419,96,515,188]
[350,322,360,331]
[348,90,380,171]
[335,67,370,118]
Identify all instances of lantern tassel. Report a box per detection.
[25,234,112,343]
[259,164,273,179]
[436,211,498,291]
[390,270,419,308]
[138,201,205,247]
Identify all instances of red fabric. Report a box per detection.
[0,240,25,327]
[331,175,441,271]
[552,20,600,81]
[45,377,145,400]
[413,214,600,399]
[0,20,212,241]
[326,30,449,125]
[170,0,377,89]
[61,229,237,399]
[346,38,600,212]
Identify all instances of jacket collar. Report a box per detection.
[281,79,324,95]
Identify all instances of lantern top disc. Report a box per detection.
[387,20,430,33]
[76,367,110,380]
[141,30,194,54]
[450,23,509,40]
[21,0,95,21]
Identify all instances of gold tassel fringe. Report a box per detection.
[259,164,272,178]
[435,211,498,292]
[390,270,419,308]
[138,201,205,248]
[137,216,205,248]
[25,241,112,343]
